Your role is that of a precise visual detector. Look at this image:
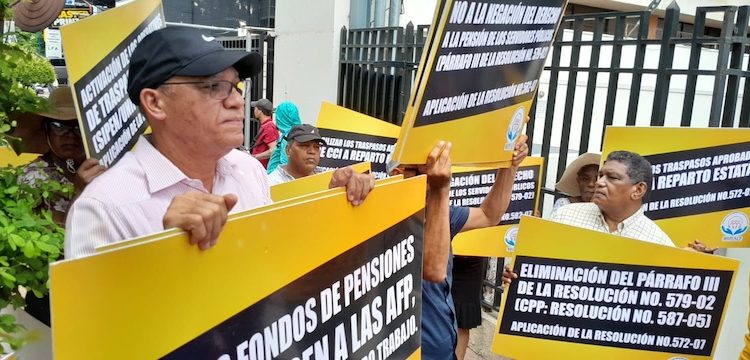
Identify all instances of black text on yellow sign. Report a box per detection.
[492,216,738,360]
[452,157,544,257]
[51,176,427,360]
[602,127,750,248]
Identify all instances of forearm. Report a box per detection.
[476,165,518,227]
[254,148,273,160]
[423,186,451,282]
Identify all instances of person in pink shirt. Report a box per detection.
[64,27,373,258]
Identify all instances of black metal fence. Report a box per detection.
[338,22,430,124]
[217,31,275,146]
[338,4,750,311]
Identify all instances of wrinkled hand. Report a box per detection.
[418,141,452,191]
[330,166,375,206]
[502,264,518,286]
[74,158,106,194]
[163,192,238,251]
[687,240,717,254]
[511,134,529,168]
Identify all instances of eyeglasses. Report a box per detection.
[160,80,244,100]
[47,121,80,136]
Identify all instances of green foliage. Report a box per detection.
[0,42,48,148]
[14,52,55,85]
[0,166,68,350]
[0,12,62,351]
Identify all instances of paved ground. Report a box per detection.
[464,310,511,360]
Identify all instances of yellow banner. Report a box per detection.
[0,147,37,167]
[270,161,371,202]
[392,0,567,166]
[492,216,738,359]
[452,156,544,256]
[602,126,750,248]
[51,176,427,359]
[61,0,164,166]
[316,102,400,179]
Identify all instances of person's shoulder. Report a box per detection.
[556,202,598,215]
[78,152,148,204]
[266,167,287,185]
[224,149,266,174]
[638,214,676,247]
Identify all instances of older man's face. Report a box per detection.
[287,140,321,175]
[592,160,637,212]
[160,67,245,157]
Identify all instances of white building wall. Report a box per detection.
[273,0,350,124]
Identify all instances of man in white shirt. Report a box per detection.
[65,27,373,258]
[551,150,674,246]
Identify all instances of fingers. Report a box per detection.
[346,173,375,206]
[223,194,238,212]
[512,134,529,166]
[502,265,518,285]
[163,192,235,251]
[330,166,354,188]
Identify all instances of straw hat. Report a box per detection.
[555,152,601,196]
[10,86,78,154]
[12,0,65,32]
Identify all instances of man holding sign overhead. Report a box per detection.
[390,135,528,360]
[65,27,373,258]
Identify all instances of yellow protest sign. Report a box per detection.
[602,127,750,248]
[317,102,400,179]
[51,176,426,359]
[270,161,371,202]
[452,156,543,256]
[391,0,567,166]
[61,0,164,166]
[0,147,37,167]
[492,216,738,359]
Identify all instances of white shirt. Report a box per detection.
[65,136,272,259]
[551,202,675,247]
[267,166,325,185]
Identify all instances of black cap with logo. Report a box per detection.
[286,124,327,145]
[127,27,262,105]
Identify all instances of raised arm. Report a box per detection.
[420,141,453,282]
[462,134,529,232]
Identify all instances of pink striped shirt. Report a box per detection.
[64,136,272,259]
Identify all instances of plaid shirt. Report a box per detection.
[551,202,675,247]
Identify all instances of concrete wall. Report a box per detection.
[272,0,349,124]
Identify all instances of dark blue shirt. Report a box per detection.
[421,206,469,360]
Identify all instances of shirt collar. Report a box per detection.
[133,136,189,194]
[596,205,644,232]
[133,136,239,194]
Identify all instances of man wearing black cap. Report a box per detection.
[65,27,373,259]
[249,98,277,168]
[267,124,327,185]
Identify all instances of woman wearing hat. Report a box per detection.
[553,152,601,211]
[15,86,105,226]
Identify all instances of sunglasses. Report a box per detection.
[47,121,80,136]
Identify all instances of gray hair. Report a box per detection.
[606,150,653,197]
